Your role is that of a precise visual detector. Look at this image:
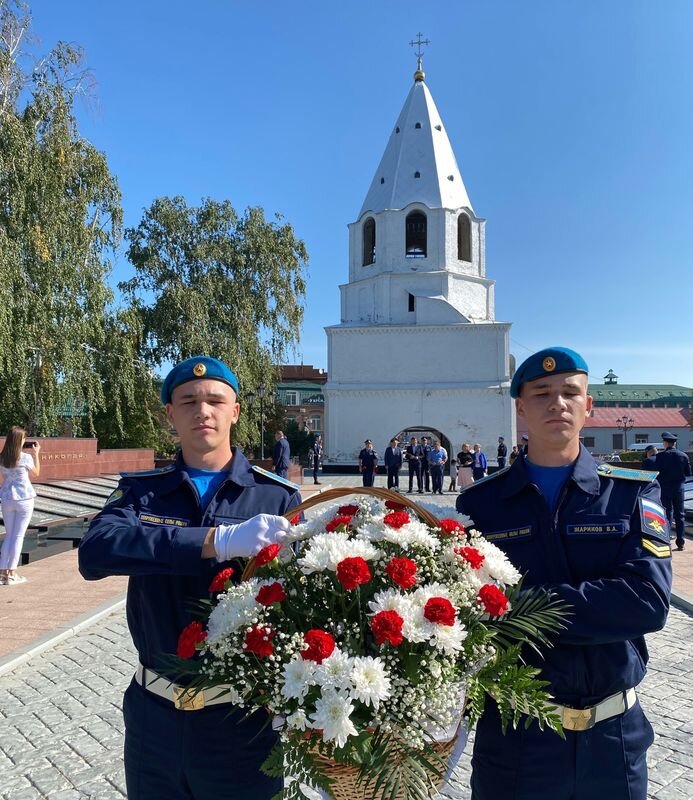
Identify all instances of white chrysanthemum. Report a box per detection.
[206,578,262,645]
[431,621,467,655]
[369,588,411,616]
[314,649,354,691]
[356,514,439,551]
[286,708,310,731]
[474,539,521,586]
[410,582,454,608]
[369,589,428,642]
[298,532,380,574]
[350,656,391,709]
[282,657,316,701]
[285,505,338,543]
[310,689,358,748]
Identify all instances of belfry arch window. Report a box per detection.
[362,217,376,266]
[457,214,471,262]
[405,211,427,258]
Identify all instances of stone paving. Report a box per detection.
[0,600,692,798]
[1,479,691,799]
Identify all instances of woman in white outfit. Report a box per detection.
[0,427,40,586]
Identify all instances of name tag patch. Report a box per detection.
[485,525,533,542]
[138,513,190,528]
[566,522,626,536]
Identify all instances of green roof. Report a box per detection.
[588,384,693,402]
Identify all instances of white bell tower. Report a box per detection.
[324,50,514,465]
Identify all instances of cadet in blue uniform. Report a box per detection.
[79,356,300,800]
[655,431,691,551]
[457,347,672,800]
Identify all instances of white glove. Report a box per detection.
[213,514,291,561]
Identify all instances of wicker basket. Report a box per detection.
[244,486,462,800]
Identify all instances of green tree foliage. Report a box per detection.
[121,196,308,447]
[0,0,156,438]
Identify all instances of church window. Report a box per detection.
[414,171,420,178]
[447,175,454,181]
[408,293,415,312]
[405,211,427,258]
[362,217,376,266]
[396,126,400,133]
[380,177,385,184]
[415,122,422,129]
[435,124,442,131]
[457,214,471,262]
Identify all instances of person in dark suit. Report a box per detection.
[272,430,291,478]
[421,436,432,492]
[497,436,508,469]
[405,436,424,494]
[384,438,403,491]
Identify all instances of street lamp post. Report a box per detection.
[616,416,634,451]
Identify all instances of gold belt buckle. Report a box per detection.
[562,705,596,731]
[173,686,205,711]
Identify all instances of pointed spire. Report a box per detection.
[358,79,473,217]
[409,33,430,82]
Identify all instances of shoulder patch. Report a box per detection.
[597,465,658,482]
[639,497,670,543]
[251,465,300,490]
[104,488,125,506]
[120,465,176,478]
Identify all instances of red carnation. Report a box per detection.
[255,543,282,566]
[477,584,510,617]
[338,504,359,515]
[255,581,287,606]
[385,500,406,511]
[290,514,301,525]
[383,511,410,529]
[371,610,404,646]
[302,629,336,663]
[456,546,485,570]
[439,519,465,536]
[208,567,235,593]
[177,621,207,659]
[424,597,457,626]
[385,557,418,589]
[326,514,353,533]
[243,625,275,658]
[336,557,372,590]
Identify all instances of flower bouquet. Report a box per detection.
[176,487,567,800]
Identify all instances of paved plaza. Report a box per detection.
[1,479,692,799]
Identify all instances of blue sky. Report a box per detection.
[28,0,693,385]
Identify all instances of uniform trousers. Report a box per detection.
[430,464,444,494]
[470,699,653,800]
[123,679,281,800]
[421,462,431,492]
[312,458,320,483]
[408,462,422,492]
[0,497,34,570]
[660,483,685,547]
[362,470,375,487]
[387,466,400,489]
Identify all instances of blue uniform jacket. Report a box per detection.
[78,449,301,679]
[655,447,691,487]
[456,446,672,707]
[273,437,291,471]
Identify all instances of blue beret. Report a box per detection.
[161,356,239,404]
[510,347,589,398]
